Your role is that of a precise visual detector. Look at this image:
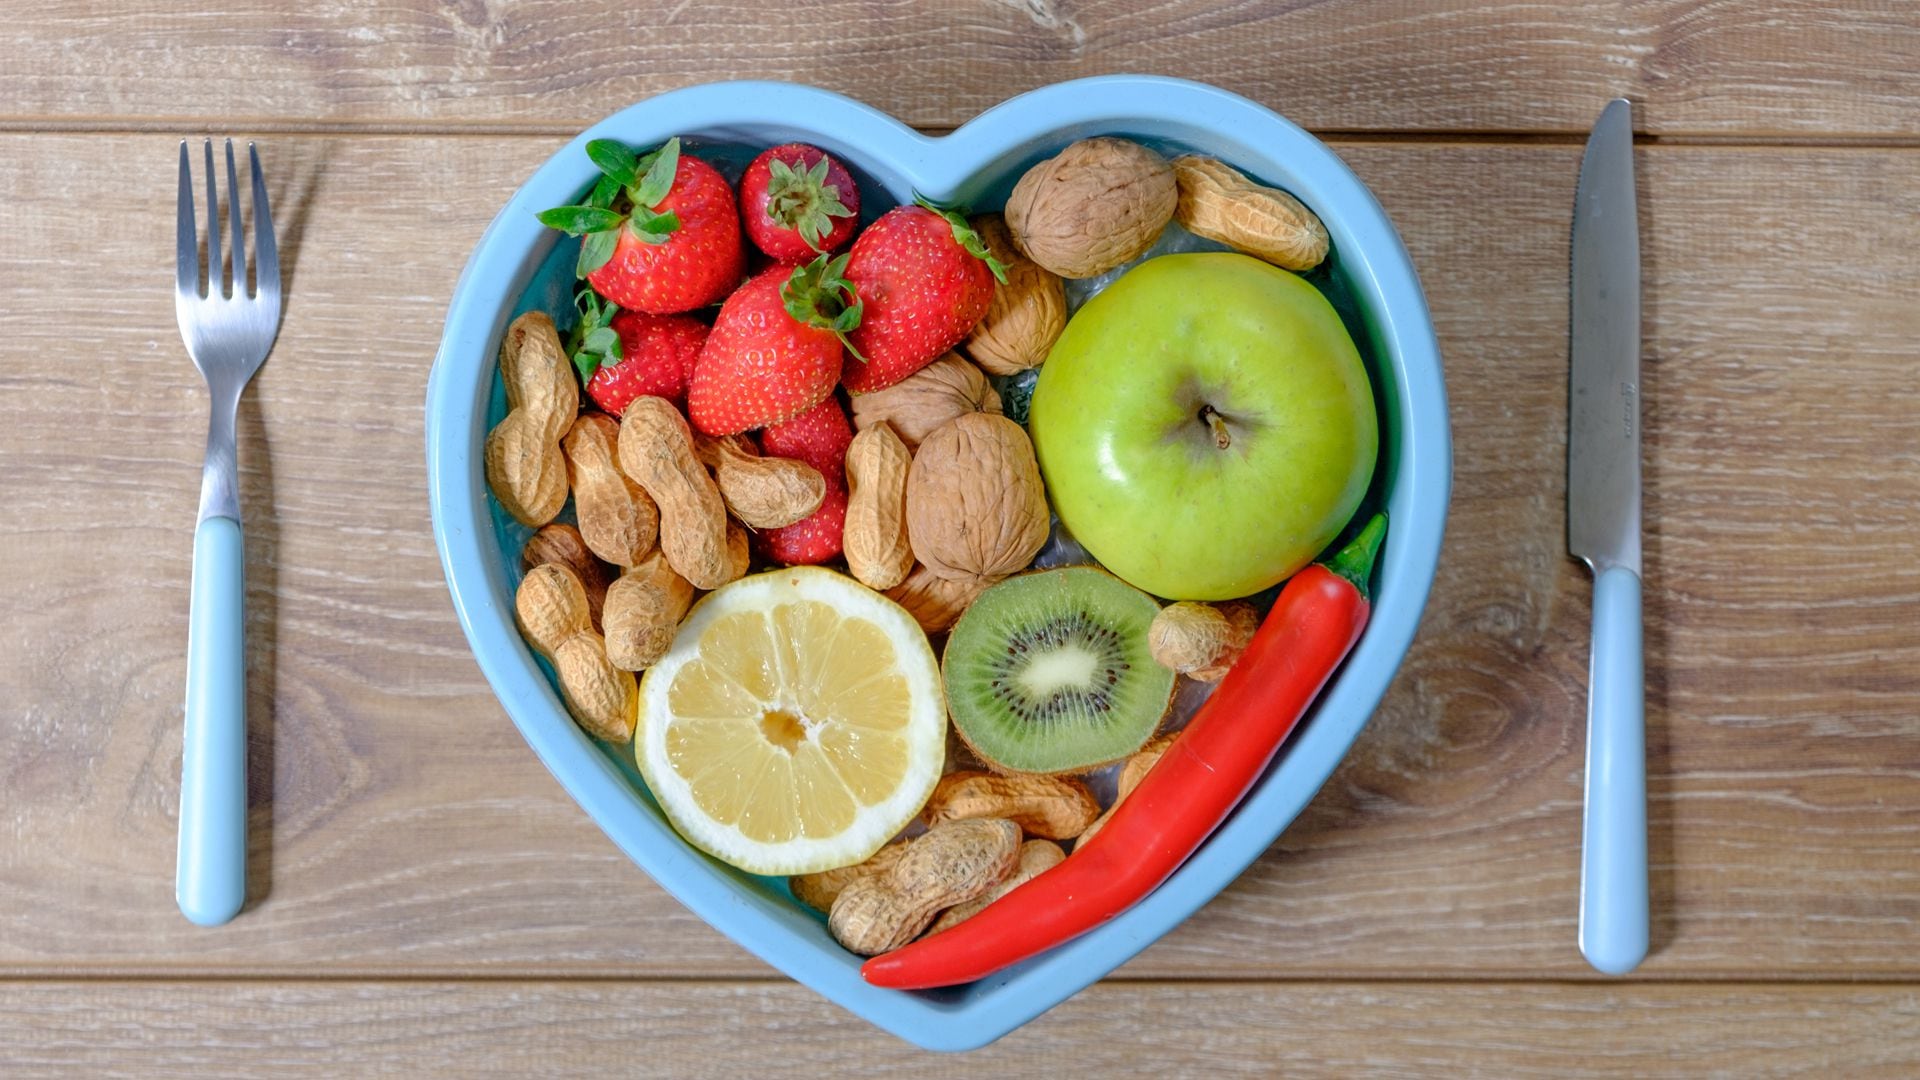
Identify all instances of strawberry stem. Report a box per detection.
[765,154,855,252]
[538,137,687,278]
[913,194,1009,284]
[782,254,867,363]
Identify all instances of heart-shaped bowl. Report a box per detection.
[427,76,1448,1050]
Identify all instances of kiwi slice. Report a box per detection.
[943,566,1175,774]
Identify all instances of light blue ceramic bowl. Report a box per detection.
[427,76,1449,1051]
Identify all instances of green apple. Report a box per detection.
[1029,252,1377,600]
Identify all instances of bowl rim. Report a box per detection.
[426,74,1450,1052]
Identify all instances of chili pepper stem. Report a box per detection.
[1323,512,1386,600]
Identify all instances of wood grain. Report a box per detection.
[2,133,1916,981]
[3,2,1920,137]
[3,980,1918,1076]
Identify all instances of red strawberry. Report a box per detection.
[587,311,708,414]
[757,396,853,565]
[687,256,861,436]
[841,200,1006,394]
[560,287,708,414]
[539,137,743,314]
[740,144,860,262]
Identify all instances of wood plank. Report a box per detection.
[3,980,1918,1076]
[0,134,1916,979]
[3,2,1920,137]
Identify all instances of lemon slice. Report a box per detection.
[635,567,946,875]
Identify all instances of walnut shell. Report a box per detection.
[905,413,1050,582]
[848,353,1002,452]
[884,565,992,634]
[962,215,1065,375]
[1004,137,1177,279]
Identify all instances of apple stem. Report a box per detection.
[1199,405,1231,450]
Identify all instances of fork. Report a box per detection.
[174,139,280,926]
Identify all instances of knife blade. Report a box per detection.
[1569,97,1648,976]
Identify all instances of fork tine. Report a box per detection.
[203,139,222,298]
[175,141,198,298]
[250,143,279,299]
[224,140,246,298]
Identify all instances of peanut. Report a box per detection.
[842,422,914,590]
[1149,600,1260,681]
[484,312,578,526]
[521,523,611,631]
[616,396,732,590]
[602,551,694,671]
[884,564,991,634]
[921,770,1101,840]
[789,839,911,913]
[720,518,751,585]
[1079,733,1177,846]
[1172,155,1329,271]
[564,413,659,567]
[514,563,636,743]
[827,818,1021,956]
[690,432,755,472]
[703,434,826,530]
[927,839,1065,935]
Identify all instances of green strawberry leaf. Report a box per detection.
[914,193,1009,284]
[538,205,625,236]
[582,326,620,355]
[577,229,618,276]
[588,173,622,211]
[630,137,681,210]
[586,139,640,187]
[565,286,624,382]
[628,208,680,245]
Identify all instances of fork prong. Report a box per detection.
[203,139,221,298]
[249,143,279,299]
[224,140,246,298]
[175,141,198,299]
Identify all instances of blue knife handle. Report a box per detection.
[1579,564,1647,974]
[178,514,248,927]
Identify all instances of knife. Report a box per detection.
[1569,97,1647,975]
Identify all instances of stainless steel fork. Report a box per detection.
[174,139,281,926]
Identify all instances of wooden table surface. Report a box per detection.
[4,2,1918,1075]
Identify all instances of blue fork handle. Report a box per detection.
[1579,564,1647,974]
[178,514,248,926]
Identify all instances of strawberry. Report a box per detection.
[594,314,708,414]
[757,396,853,566]
[686,256,862,436]
[739,144,860,262]
[538,137,743,314]
[561,287,707,414]
[841,199,1006,394]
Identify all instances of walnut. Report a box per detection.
[961,215,1066,375]
[1004,137,1177,279]
[849,353,1002,452]
[885,564,992,634]
[905,413,1050,582]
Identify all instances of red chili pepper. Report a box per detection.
[862,514,1387,990]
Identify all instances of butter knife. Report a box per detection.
[1569,97,1647,975]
